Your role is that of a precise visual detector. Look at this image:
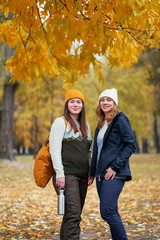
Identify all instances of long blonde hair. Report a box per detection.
[96,104,119,129]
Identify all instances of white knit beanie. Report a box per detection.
[99,88,118,106]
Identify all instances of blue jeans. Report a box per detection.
[96,178,128,240]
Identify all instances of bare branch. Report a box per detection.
[35,0,58,60]
[18,26,29,61]
[58,0,70,12]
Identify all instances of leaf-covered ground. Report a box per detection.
[0,154,160,240]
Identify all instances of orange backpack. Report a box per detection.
[33,117,67,188]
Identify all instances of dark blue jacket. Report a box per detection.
[90,112,136,181]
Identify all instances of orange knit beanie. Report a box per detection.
[65,89,85,103]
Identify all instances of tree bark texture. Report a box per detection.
[0,82,15,160]
[33,116,39,159]
[142,138,148,153]
[134,131,140,153]
[0,13,15,160]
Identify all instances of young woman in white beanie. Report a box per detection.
[88,88,136,240]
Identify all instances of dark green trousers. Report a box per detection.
[53,174,88,240]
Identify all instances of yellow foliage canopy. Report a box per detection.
[0,0,159,84]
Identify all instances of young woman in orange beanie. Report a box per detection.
[49,89,92,240]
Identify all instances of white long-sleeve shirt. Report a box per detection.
[49,117,92,179]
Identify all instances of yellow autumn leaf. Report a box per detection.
[0,0,159,84]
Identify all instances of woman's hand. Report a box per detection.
[56,177,65,189]
[88,176,94,186]
[105,167,116,180]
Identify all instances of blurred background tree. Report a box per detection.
[138,50,160,153]
[0,48,160,158]
[13,75,65,157]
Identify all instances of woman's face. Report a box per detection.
[99,96,115,113]
[68,98,83,117]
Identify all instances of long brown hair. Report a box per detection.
[96,104,119,129]
[64,102,88,140]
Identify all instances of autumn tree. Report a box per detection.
[13,75,65,156]
[0,0,159,160]
[0,0,159,84]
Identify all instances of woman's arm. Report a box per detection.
[49,117,66,183]
[111,115,136,172]
[89,127,99,177]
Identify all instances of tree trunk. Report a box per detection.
[154,118,160,153]
[0,13,15,160]
[134,131,140,153]
[33,116,39,158]
[142,138,148,153]
[0,82,15,160]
